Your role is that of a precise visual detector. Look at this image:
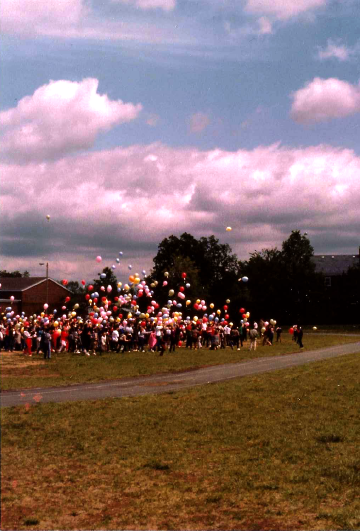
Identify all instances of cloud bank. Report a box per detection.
[1,142,360,279]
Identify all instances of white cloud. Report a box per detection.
[316,39,359,61]
[290,77,360,123]
[1,142,360,279]
[0,0,87,35]
[0,79,142,161]
[111,0,176,11]
[245,0,327,20]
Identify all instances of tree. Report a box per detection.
[238,231,325,324]
[149,233,241,314]
[0,270,23,277]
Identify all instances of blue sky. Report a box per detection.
[1,0,360,282]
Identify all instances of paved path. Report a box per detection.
[1,342,360,408]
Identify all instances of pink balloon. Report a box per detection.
[96,256,102,263]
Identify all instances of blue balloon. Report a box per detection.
[215,317,219,323]
[242,276,249,283]
[100,273,106,279]
[119,252,123,256]
[112,265,116,270]
[116,258,120,263]
[186,316,191,320]
[176,303,182,308]
[128,264,132,270]
[142,270,146,275]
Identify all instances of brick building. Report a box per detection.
[0,277,72,317]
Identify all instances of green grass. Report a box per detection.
[1,352,360,530]
[1,334,359,391]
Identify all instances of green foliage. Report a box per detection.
[0,270,24,277]
[149,233,240,309]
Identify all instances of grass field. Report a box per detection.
[1,351,359,530]
[1,334,360,391]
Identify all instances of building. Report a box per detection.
[312,248,360,287]
[0,277,72,317]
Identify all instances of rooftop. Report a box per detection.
[0,277,71,292]
[312,254,360,276]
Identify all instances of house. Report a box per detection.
[312,248,360,287]
[0,277,72,317]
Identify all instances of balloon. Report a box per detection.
[81,279,86,285]
[107,285,112,293]
[313,326,317,331]
[142,270,146,275]
[223,305,228,311]
[186,300,191,306]
[164,272,169,278]
[185,283,190,288]
[179,286,185,292]
[178,292,185,299]
[88,285,94,291]
[128,265,132,270]
[289,327,294,334]
[168,289,174,297]
[74,303,79,310]
[210,303,214,309]
[119,251,123,256]
[226,299,230,304]
[10,295,15,301]
[43,303,48,310]
[163,281,168,286]
[181,272,187,279]
[242,276,249,283]
[217,309,221,315]
[62,279,68,286]
[226,226,232,231]
[129,275,135,283]
[96,256,102,263]
[240,307,245,314]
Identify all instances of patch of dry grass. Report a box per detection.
[1,353,360,530]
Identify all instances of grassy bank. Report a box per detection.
[1,352,359,530]
[1,334,360,391]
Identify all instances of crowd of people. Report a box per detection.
[0,317,293,358]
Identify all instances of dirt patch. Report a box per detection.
[0,352,45,370]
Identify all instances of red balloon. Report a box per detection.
[131,300,137,306]
[102,297,107,302]
[289,327,294,334]
[179,286,185,292]
[194,303,199,310]
[181,272,187,278]
[242,313,247,319]
[223,305,228,311]
[225,314,229,319]
[155,303,159,309]
[89,312,95,317]
[85,294,90,300]
[114,297,119,302]
[93,298,98,303]
[202,317,208,323]
[240,307,245,314]
[81,280,86,286]
[62,279,68,286]
[119,314,123,319]
[113,306,118,312]
[223,321,228,326]
[88,285,94,291]
[65,296,70,303]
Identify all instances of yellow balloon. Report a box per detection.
[71,311,76,317]
[194,316,198,321]
[117,282,122,288]
[196,299,200,304]
[186,300,191,306]
[74,303,79,310]
[226,299,230,304]
[151,283,155,287]
[217,309,221,315]
[145,313,149,318]
[226,226,232,231]
[169,289,174,297]
[41,312,45,317]
[134,277,140,284]
[210,303,214,309]
[128,312,132,318]
[124,284,130,291]
[164,271,169,277]
[54,321,59,326]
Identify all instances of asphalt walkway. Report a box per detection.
[1,341,360,408]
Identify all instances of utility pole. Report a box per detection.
[39,262,49,313]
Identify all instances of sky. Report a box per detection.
[1,0,360,283]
